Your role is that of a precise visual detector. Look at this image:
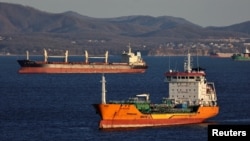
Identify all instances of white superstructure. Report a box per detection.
[165,53,217,107]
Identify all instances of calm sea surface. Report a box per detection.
[0,55,250,141]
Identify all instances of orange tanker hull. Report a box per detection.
[93,104,219,128]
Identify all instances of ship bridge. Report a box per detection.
[164,53,217,107]
[164,71,205,83]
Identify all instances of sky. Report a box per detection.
[1,0,250,27]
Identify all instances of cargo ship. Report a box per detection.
[17,45,148,74]
[93,53,219,129]
[210,52,234,58]
[231,47,250,61]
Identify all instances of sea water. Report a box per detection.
[0,55,250,141]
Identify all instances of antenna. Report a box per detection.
[168,55,170,71]
[196,48,199,71]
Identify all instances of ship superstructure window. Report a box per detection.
[166,76,198,81]
[189,76,195,79]
[166,76,171,81]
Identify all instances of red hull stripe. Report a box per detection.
[99,118,205,128]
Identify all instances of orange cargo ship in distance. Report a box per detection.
[93,53,219,129]
[17,44,148,74]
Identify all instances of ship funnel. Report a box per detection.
[101,74,106,104]
[245,47,249,53]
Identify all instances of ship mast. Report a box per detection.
[64,50,68,63]
[127,43,131,53]
[26,50,29,60]
[85,50,89,63]
[101,74,106,104]
[184,52,192,73]
[44,49,48,62]
[105,51,108,64]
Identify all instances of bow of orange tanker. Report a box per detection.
[93,53,219,129]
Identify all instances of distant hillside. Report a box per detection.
[0,2,249,55]
[206,21,250,34]
[0,2,200,36]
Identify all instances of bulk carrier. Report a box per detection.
[210,52,234,58]
[93,53,219,129]
[17,44,148,74]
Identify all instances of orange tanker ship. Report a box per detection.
[17,44,148,74]
[93,53,219,129]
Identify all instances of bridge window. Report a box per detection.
[189,76,194,79]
